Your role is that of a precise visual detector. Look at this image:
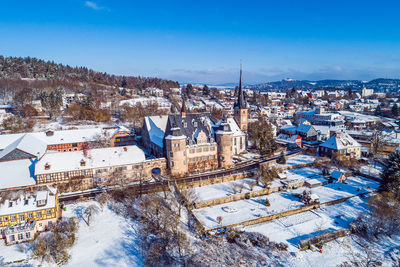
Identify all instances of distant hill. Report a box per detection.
[0,56,179,91]
[251,78,400,92]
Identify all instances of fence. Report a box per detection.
[298,228,350,250]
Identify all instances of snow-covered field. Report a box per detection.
[63,201,143,267]
[193,192,304,230]
[193,177,264,202]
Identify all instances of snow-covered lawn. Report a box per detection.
[0,241,28,264]
[274,154,316,168]
[292,175,379,203]
[359,163,384,178]
[63,201,143,267]
[193,177,264,202]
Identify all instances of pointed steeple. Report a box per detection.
[234,62,247,109]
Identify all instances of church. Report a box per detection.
[141,66,248,177]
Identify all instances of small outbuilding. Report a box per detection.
[330,170,346,182]
[305,179,323,188]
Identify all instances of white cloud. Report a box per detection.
[85,1,103,11]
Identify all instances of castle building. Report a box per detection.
[142,65,249,177]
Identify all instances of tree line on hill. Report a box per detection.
[0,56,179,91]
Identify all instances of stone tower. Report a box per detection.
[215,117,233,169]
[165,126,187,177]
[233,63,249,133]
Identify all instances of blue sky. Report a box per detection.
[1,0,400,84]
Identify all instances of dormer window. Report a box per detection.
[24,199,29,205]
[44,163,50,170]
[9,201,13,207]
[184,122,187,128]
[193,122,198,127]
[80,160,86,166]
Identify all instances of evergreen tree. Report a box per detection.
[202,85,209,95]
[392,104,399,117]
[185,84,193,98]
[380,150,400,199]
[277,151,286,164]
[375,105,382,116]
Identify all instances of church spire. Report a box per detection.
[234,62,247,109]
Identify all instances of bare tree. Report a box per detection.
[83,204,100,226]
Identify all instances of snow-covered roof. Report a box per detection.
[0,159,36,190]
[35,145,146,175]
[276,134,301,144]
[330,170,344,180]
[0,134,47,161]
[296,124,313,134]
[0,185,57,216]
[226,118,245,137]
[0,127,124,150]
[319,132,361,150]
[144,115,168,148]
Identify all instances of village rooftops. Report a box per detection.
[0,185,57,217]
[319,132,361,150]
[35,145,146,175]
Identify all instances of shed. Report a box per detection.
[305,179,323,188]
[331,170,346,182]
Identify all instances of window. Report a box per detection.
[4,217,8,222]
[210,146,216,151]
[26,232,31,239]
[184,122,187,128]
[203,147,209,152]
[169,151,173,157]
[171,161,174,167]
[18,234,23,240]
[0,218,2,223]
[47,210,52,216]
[9,235,15,242]
[19,215,25,221]
[190,149,195,154]
[193,122,198,127]
[11,216,16,222]
[24,199,29,205]
[196,148,202,153]
[36,212,42,218]
[9,202,13,207]
[28,213,33,219]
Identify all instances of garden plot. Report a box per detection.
[247,196,371,252]
[193,191,303,230]
[292,175,379,203]
[193,177,265,202]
